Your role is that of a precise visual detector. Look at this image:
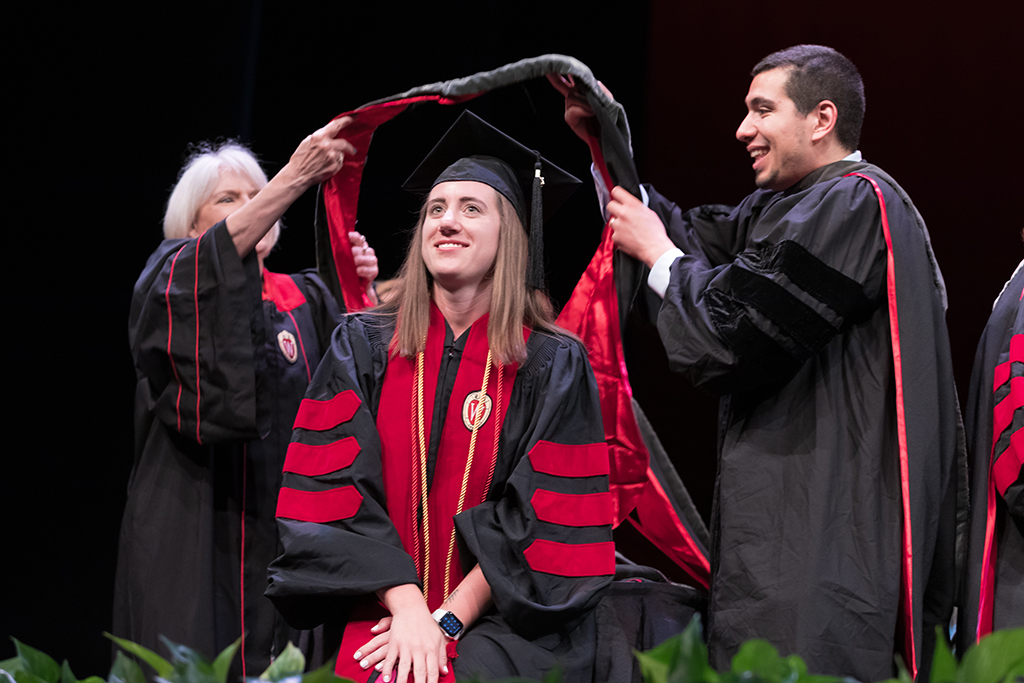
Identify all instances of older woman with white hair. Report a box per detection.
[114,118,377,675]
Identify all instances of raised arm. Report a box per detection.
[226,117,356,257]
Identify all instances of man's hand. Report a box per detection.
[607,186,675,268]
[546,73,613,143]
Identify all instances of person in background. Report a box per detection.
[960,253,1024,647]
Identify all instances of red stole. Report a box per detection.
[377,304,523,609]
[335,306,523,680]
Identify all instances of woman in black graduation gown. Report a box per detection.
[267,112,628,683]
[114,118,379,675]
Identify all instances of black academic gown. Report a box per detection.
[114,221,340,674]
[648,160,962,682]
[267,312,699,682]
[960,260,1024,646]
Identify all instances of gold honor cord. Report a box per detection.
[483,362,502,500]
[443,350,494,600]
[414,343,503,603]
[415,348,430,602]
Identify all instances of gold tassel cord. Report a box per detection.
[483,361,502,501]
[443,350,493,600]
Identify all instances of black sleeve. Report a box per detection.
[128,220,268,443]
[266,315,418,628]
[455,335,615,639]
[294,269,344,355]
[653,176,888,395]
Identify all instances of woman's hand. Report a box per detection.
[352,616,393,675]
[373,585,449,683]
[225,117,357,258]
[281,116,357,189]
[349,230,380,304]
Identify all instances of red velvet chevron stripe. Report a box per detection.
[531,490,614,527]
[992,335,1024,496]
[528,441,610,477]
[523,539,616,576]
[294,390,361,431]
[283,437,361,476]
[978,332,1024,639]
[277,486,363,522]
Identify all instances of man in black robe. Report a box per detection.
[560,45,962,682]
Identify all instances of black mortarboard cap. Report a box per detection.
[403,110,580,289]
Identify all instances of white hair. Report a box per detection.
[162,141,280,247]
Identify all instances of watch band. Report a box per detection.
[431,608,464,640]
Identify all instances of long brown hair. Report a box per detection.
[381,189,566,365]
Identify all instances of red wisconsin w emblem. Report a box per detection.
[462,390,492,431]
[278,330,299,364]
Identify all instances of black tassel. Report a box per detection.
[528,154,545,290]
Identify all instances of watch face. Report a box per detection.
[438,611,463,637]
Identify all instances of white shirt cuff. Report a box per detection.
[591,165,650,221]
[647,248,684,298]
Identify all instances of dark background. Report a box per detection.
[5,0,1019,676]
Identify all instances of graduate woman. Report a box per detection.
[114,118,379,676]
[267,112,618,683]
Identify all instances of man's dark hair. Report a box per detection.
[753,45,865,151]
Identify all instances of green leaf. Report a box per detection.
[11,641,60,683]
[59,662,78,683]
[103,634,173,679]
[2,655,27,675]
[730,640,790,680]
[540,665,563,683]
[634,648,670,683]
[634,614,716,683]
[258,642,303,682]
[211,638,241,683]
[958,628,1024,683]
[298,661,355,683]
[109,652,147,683]
[929,627,958,683]
[159,638,218,683]
[13,671,50,683]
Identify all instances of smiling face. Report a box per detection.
[736,67,820,191]
[189,168,260,237]
[420,180,502,294]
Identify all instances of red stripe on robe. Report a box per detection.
[523,539,616,577]
[276,486,363,522]
[531,490,614,527]
[283,437,361,476]
[528,441,609,478]
[846,172,917,677]
[294,390,361,431]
